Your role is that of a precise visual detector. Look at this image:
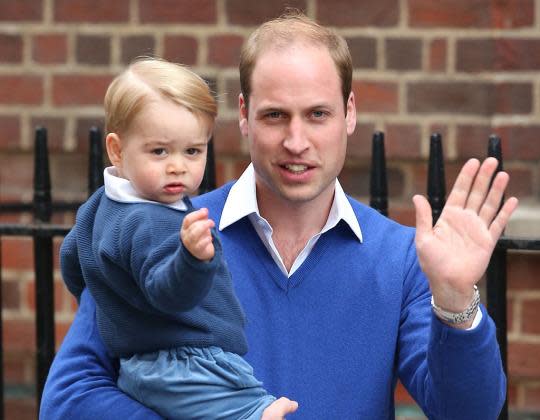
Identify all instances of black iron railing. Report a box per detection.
[1,127,539,419]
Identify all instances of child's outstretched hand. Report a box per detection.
[181,208,215,261]
[261,397,299,420]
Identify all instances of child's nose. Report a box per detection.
[166,157,186,174]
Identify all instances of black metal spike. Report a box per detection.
[199,137,216,195]
[369,131,388,216]
[33,127,52,222]
[88,126,104,196]
[427,133,446,225]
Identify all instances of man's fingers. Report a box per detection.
[488,196,519,240]
[445,158,481,208]
[478,170,509,225]
[464,157,499,213]
[413,194,433,241]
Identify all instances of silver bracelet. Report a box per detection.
[431,286,480,324]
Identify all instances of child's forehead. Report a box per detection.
[130,100,212,140]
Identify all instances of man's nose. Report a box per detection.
[283,117,309,154]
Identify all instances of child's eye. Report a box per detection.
[186,148,200,156]
[151,148,167,156]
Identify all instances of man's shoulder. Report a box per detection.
[193,182,235,215]
[345,194,416,239]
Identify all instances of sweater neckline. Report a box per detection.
[238,217,338,292]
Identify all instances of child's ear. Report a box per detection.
[105,133,123,167]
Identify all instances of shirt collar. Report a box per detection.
[219,163,362,242]
[103,166,187,211]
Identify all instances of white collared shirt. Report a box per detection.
[219,164,362,277]
[103,167,188,211]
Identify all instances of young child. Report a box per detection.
[60,58,298,420]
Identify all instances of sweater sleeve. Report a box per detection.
[397,238,505,419]
[40,288,162,420]
[113,209,220,314]
[60,228,85,301]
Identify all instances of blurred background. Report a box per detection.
[1,0,539,418]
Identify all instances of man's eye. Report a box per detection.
[151,148,167,156]
[266,111,282,119]
[312,110,326,119]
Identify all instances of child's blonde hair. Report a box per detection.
[104,57,217,135]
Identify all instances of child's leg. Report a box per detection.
[118,346,282,420]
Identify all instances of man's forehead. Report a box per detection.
[256,39,330,62]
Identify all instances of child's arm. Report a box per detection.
[40,288,163,420]
[118,207,220,313]
[60,229,85,301]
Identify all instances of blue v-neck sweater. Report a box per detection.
[41,182,505,420]
[200,183,505,419]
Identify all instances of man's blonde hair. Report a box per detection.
[104,57,217,135]
[239,10,352,110]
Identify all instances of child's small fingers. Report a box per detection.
[182,208,209,228]
[186,220,214,242]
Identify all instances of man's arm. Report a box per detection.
[401,157,516,417]
[40,288,162,420]
[396,248,506,418]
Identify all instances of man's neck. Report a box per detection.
[256,185,334,271]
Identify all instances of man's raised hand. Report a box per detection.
[413,157,518,324]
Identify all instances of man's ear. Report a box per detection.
[239,93,248,138]
[105,133,123,167]
[345,92,357,136]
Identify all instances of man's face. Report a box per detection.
[239,43,356,210]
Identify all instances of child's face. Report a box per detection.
[110,98,211,204]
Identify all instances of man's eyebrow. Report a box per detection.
[255,106,285,114]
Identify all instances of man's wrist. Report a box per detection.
[431,285,480,326]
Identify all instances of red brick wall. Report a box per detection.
[1,1,539,418]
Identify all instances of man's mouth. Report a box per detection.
[284,164,309,174]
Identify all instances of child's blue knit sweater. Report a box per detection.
[44,182,506,419]
[60,188,247,357]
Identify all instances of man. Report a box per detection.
[41,11,518,419]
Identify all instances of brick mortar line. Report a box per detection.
[508,334,540,343]
[334,28,540,37]
[0,24,253,38]
[130,0,139,24]
[305,0,316,19]
[216,0,226,26]
[6,109,540,129]
[4,67,540,84]
[401,0,409,29]
[536,0,540,30]
[509,291,540,299]
[5,23,540,37]
[43,0,53,24]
